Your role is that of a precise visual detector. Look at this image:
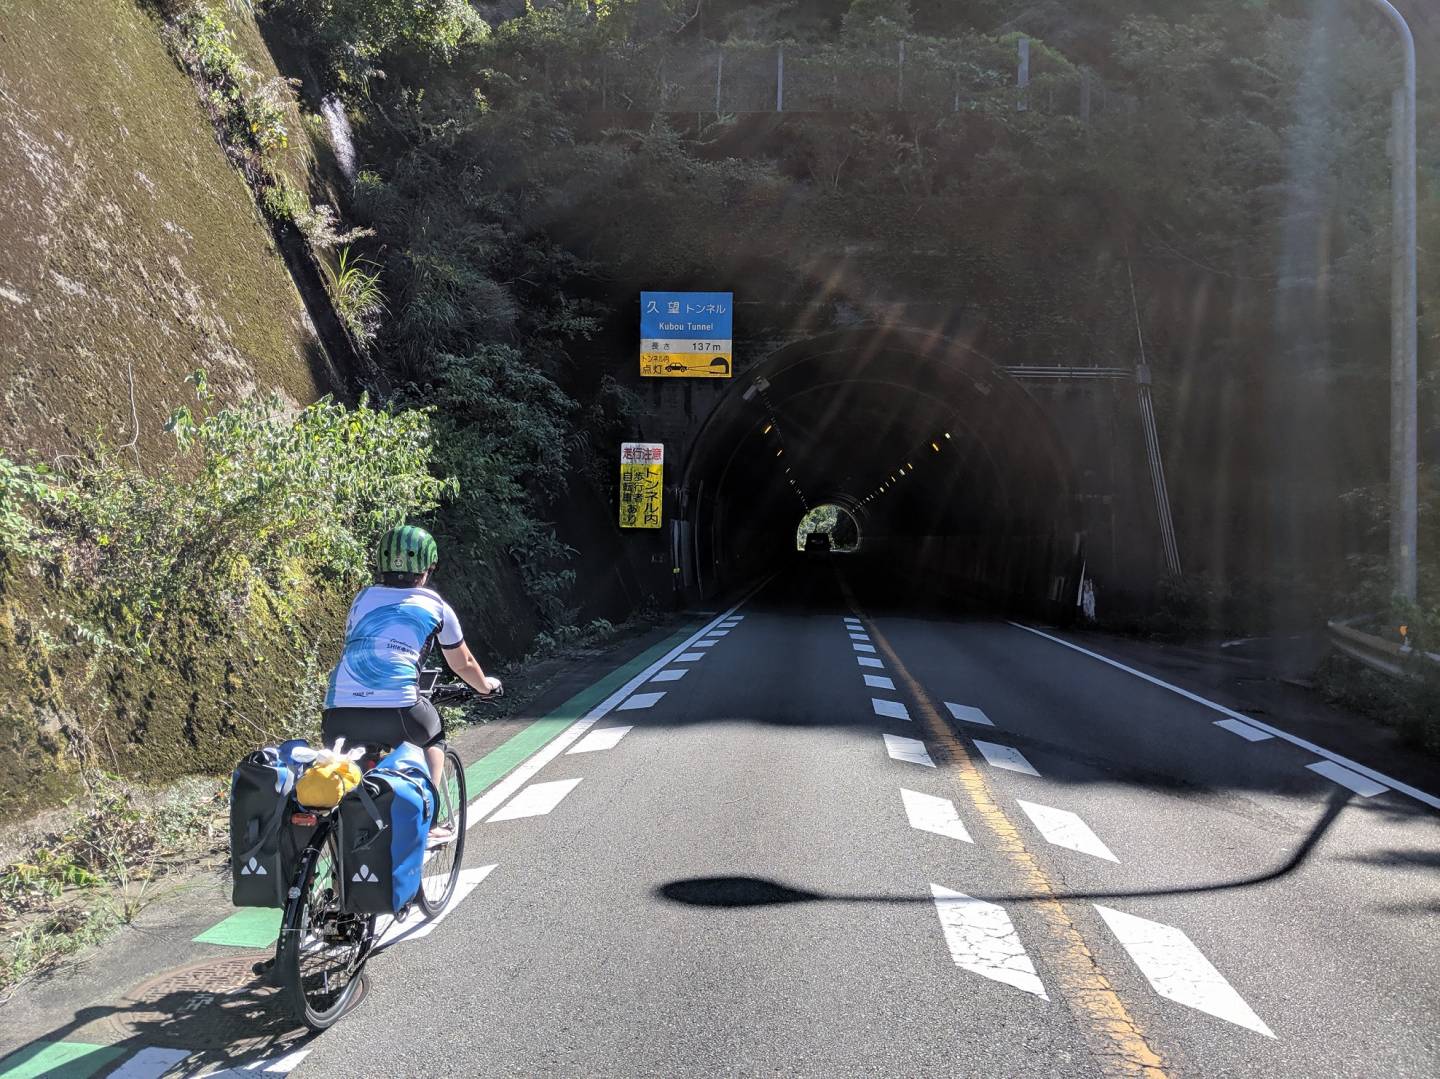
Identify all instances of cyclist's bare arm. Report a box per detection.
[441,641,501,696]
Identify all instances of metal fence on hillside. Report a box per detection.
[545,38,1126,120]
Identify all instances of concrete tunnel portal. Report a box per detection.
[677,327,1082,611]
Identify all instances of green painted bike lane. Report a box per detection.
[190,623,699,950]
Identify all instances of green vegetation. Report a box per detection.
[0,776,226,997]
[165,4,295,211]
[8,376,449,652]
[0,382,447,814]
[1314,652,1440,758]
[328,246,389,344]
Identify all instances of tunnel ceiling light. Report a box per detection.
[907,463,913,470]
[944,432,951,439]
[776,448,784,457]
[763,423,773,434]
[931,442,940,452]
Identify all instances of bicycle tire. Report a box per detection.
[277,828,375,1031]
[417,747,467,917]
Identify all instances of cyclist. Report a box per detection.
[321,524,500,841]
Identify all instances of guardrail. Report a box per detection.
[1325,616,1440,679]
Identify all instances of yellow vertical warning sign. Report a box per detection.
[619,442,664,529]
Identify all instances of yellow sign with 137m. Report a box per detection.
[640,341,733,378]
[619,442,664,529]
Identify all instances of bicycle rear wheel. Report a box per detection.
[278,829,374,1031]
[417,747,467,917]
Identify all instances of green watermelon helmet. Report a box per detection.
[378,524,439,576]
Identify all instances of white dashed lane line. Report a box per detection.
[1015,800,1118,863]
[617,691,666,710]
[567,725,633,754]
[872,698,911,721]
[1012,622,1440,812]
[694,639,719,649]
[863,674,896,690]
[971,740,1040,777]
[857,656,884,669]
[900,788,972,842]
[487,778,583,822]
[849,632,870,641]
[706,629,731,637]
[930,885,1048,999]
[650,668,688,682]
[377,865,497,948]
[1307,760,1389,797]
[674,652,705,662]
[107,1048,190,1079]
[203,1048,311,1077]
[1214,718,1273,742]
[1095,905,1275,1038]
[945,703,994,727]
[883,733,935,767]
[853,642,877,654]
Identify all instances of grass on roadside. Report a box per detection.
[0,775,227,999]
[1313,652,1440,758]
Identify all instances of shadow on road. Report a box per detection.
[657,789,1353,908]
[0,960,324,1077]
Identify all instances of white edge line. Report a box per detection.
[1009,622,1440,813]
[465,579,773,829]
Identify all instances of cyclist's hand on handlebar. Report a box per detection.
[482,676,503,697]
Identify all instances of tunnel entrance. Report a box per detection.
[680,326,1082,613]
[795,504,862,553]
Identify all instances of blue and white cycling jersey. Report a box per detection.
[325,586,465,708]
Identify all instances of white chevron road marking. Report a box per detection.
[1214,718,1273,742]
[883,734,935,767]
[617,691,666,710]
[901,789,972,842]
[872,698,911,721]
[931,885,1048,999]
[972,740,1040,777]
[945,702,994,727]
[568,725,634,754]
[1307,760,1389,797]
[1095,905,1274,1037]
[1016,800,1118,862]
[488,779,583,822]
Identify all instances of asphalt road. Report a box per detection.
[276,567,1440,1078]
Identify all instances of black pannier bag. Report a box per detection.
[228,742,307,907]
[336,746,436,915]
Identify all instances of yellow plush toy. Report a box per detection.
[293,740,363,808]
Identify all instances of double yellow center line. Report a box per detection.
[855,601,1169,1078]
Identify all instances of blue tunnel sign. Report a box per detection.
[640,291,734,378]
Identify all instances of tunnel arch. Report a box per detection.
[679,325,1082,610]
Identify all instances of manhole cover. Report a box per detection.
[99,954,309,1051]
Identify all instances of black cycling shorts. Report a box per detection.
[321,699,444,751]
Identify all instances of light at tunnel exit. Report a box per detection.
[796,504,861,552]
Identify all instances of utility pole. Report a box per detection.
[1366,0,1419,603]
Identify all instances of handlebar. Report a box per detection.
[422,669,504,706]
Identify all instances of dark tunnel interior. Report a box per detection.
[681,328,1084,613]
